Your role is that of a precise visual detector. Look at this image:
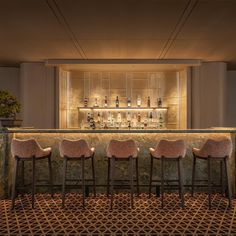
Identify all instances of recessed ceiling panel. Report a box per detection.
[56,0,189,40]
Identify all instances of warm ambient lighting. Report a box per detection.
[78,107,168,111]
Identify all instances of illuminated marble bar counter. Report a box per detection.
[0,128,235,199]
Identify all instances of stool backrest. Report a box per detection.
[11,138,42,158]
[107,139,138,158]
[59,139,93,158]
[198,139,232,158]
[154,139,186,158]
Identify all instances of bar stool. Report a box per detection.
[59,139,96,208]
[106,139,139,209]
[149,139,186,208]
[11,138,53,209]
[192,138,232,209]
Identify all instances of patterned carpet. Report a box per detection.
[0,193,236,235]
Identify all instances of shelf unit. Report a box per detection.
[77,107,168,111]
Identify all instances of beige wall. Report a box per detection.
[191,62,227,128]
[225,71,236,127]
[20,63,56,128]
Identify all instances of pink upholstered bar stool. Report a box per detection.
[11,138,53,209]
[192,139,232,209]
[106,139,139,209]
[59,139,96,208]
[149,139,186,208]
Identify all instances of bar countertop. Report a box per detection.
[1,127,236,133]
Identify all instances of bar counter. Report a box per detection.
[0,128,235,199]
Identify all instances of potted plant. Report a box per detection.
[0,90,22,127]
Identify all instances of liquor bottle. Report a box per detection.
[127,97,131,107]
[107,111,111,123]
[137,95,141,107]
[84,97,88,107]
[97,112,101,123]
[117,112,122,123]
[116,96,119,107]
[87,112,91,122]
[157,98,162,108]
[159,113,163,128]
[137,112,141,122]
[104,96,108,107]
[94,98,98,107]
[147,96,151,107]
[144,118,148,128]
[149,111,153,121]
[128,121,131,129]
[127,112,131,121]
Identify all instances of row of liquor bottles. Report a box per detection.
[84,96,163,108]
[81,111,166,130]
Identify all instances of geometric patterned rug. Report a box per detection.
[0,193,235,235]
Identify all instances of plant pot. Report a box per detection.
[0,118,23,127]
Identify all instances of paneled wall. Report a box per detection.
[191,62,226,128]
[20,63,56,128]
[59,70,187,129]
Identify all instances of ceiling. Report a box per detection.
[1,0,236,69]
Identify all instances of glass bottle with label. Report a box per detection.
[147,96,151,107]
[159,113,163,128]
[137,95,141,107]
[149,111,153,122]
[157,98,162,108]
[84,97,88,107]
[117,112,122,123]
[137,112,141,122]
[104,96,108,107]
[127,97,131,107]
[94,98,98,107]
[127,112,131,121]
[116,96,119,108]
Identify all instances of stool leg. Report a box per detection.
[110,157,115,210]
[48,156,54,198]
[149,155,153,198]
[178,157,185,208]
[20,160,25,197]
[21,160,25,188]
[207,157,212,209]
[191,155,196,197]
[130,157,134,208]
[161,157,164,209]
[224,157,232,209]
[91,155,96,197]
[32,156,36,209]
[107,158,110,197]
[220,160,224,196]
[11,157,19,210]
[81,156,85,208]
[61,157,67,208]
[135,158,139,197]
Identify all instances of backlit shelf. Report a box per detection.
[77,107,168,111]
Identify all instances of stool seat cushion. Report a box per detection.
[11,138,51,158]
[192,139,232,158]
[150,139,186,158]
[106,139,138,158]
[59,139,94,158]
